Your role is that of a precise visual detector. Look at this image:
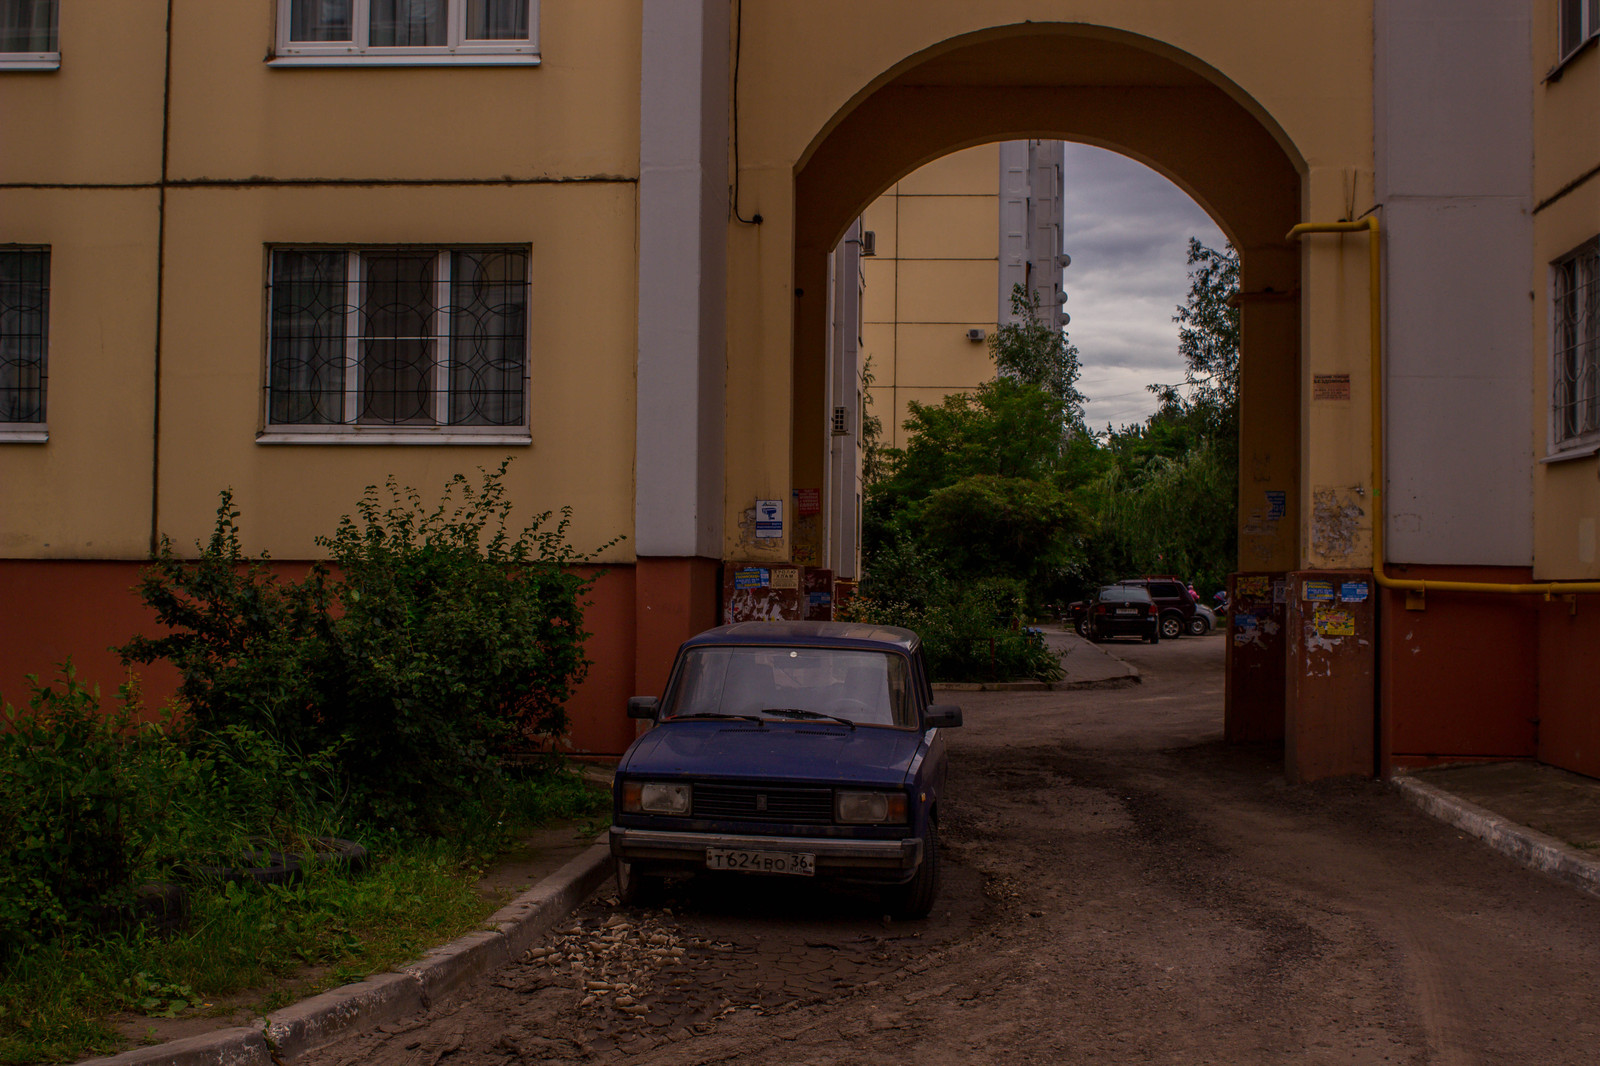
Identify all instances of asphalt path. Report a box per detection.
[304,632,1600,1065]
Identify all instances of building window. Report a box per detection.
[273,0,538,66]
[1553,240,1600,450]
[265,247,529,439]
[0,0,59,71]
[1561,0,1600,61]
[1,247,48,439]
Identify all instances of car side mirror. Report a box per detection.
[627,696,659,720]
[925,704,962,728]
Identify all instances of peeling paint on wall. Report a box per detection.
[1312,487,1366,564]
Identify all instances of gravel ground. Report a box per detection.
[301,636,1600,1065]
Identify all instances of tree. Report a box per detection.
[1171,238,1240,437]
[990,283,1086,434]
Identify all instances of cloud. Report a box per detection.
[1062,144,1227,431]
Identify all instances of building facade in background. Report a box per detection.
[2,1,1597,785]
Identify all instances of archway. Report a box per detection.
[790,24,1306,748]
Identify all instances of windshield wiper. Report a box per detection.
[671,712,767,725]
[761,708,857,730]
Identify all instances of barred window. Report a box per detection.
[274,0,538,65]
[1,247,48,429]
[1553,240,1600,448]
[0,0,58,70]
[266,247,528,434]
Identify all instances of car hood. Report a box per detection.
[620,721,925,787]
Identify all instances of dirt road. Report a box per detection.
[305,635,1600,1065]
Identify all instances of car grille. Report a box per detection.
[693,784,834,824]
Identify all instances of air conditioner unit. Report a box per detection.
[966,328,986,343]
[860,230,877,257]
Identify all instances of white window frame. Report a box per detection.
[0,0,60,71]
[271,0,539,67]
[1560,0,1600,63]
[1547,239,1600,460]
[0,245,49,443]
[260,245,532,445]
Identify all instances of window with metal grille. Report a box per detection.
[274,0,538,65]
[1553,240,1600,448]
[1,247,49,430]
[0,0,58,70]
[266,247,528,433]
[1561,0,1600,61]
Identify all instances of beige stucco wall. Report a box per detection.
[729,1,1375,571]
[0,189,160,558]
[0,1,166,185]
[1,1,642,564]
[155,182,638,561]
[165,1,640,182]
[1530,5,1600,580]
[860,146,1002,450]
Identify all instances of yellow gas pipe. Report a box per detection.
[1286,217,1600,601]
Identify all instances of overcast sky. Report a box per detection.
[1062,144,1228,432]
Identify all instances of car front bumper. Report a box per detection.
[609,826,923,877]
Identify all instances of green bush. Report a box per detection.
[841,578,1062,684]
[119,461,612,832]
[0,667,148,960]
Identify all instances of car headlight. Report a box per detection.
[621,781,691,815]
[834,790,908,824]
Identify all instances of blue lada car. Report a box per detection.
[609,621,961,918]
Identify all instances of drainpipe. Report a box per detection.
[1287,217,1600,602]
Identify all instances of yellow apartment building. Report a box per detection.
[859,141,1065,451]
[2,0,1598,784]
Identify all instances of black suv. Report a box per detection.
[1069,576,1198,640]
[1114,577,1198,640]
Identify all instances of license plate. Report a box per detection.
[1116,608,1137,615]
[705,848,815,876]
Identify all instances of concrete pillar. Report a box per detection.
[635,0,731,686]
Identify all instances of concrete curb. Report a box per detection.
[79,842,616,1066]
[1393,775,1600,900]
[931,672,1139,692]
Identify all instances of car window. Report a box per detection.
[1148,583,1181,598]
[1099,587,1151,603]
[663,646,916,728]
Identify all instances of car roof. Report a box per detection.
[681,620,921,653]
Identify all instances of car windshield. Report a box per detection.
[662,646,916,728]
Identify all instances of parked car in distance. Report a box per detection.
[1068,575,1200,640]
[1190,602,1217,636]
[1085,585,1160,643]
[609,620,961,919]
[1114,576,1199,639]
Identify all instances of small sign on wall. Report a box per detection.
[1312,373,1351,401]
[755,499,783,539]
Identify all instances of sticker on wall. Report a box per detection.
[769,568,800,590]
[734,568,769,589]
[1312,604,1356,637]
[1312,373,1351,401]
[1266,490,1287,520]
[1302,580,1335,602]
[795,488,821,517]
[1272,580,1288,604]
[1237,576,1270,599]
[755,499,784,539]
[1339,581,1369,603]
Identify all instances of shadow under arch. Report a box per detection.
[792,22,1305,744]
